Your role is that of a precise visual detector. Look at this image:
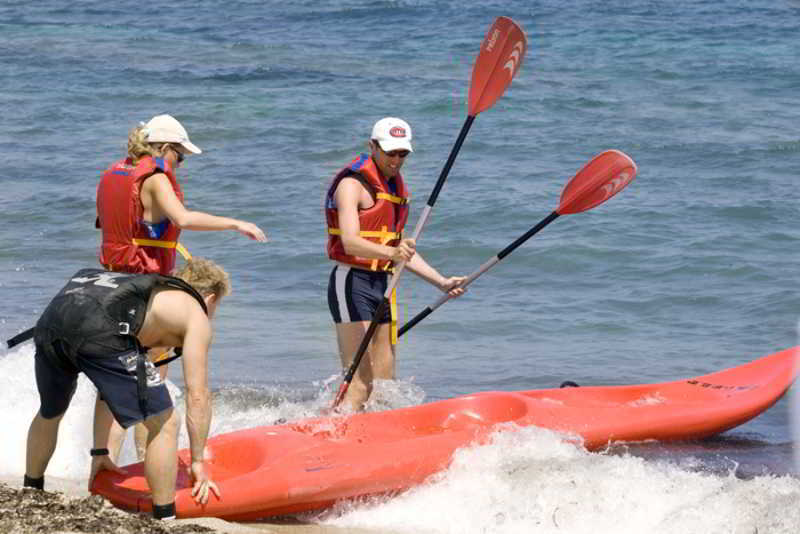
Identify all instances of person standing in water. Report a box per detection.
[325,117,465,411]
[95,114,266,461]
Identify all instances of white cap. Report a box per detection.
[142,114,202,154]
[371,117,413,153]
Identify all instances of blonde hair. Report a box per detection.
[127,125,168,164]
[172,258,232,299]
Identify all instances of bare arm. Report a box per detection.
[88,398,125,489]
[180,307,220,503]
[406,252,466,297]
[180,310,213,465]
[335,177,415,263]
[144,173,267,241]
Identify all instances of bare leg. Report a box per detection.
[26,411,65,479]
[369,322,396,380]
[133,424,148,462]
[336,321,395,410]
[134,361,169,461]
[96,397,127,462]
[142,408,179,506]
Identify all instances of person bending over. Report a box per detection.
[23,258,229,519]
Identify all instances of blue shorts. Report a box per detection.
[34,340,173,429]
[328,265,390,324]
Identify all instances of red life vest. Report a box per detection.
[96,156,188,275]
[325,154,410,271]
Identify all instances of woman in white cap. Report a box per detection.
[96,114,266,275]
[325,117,465,411]
[94,114,266,461]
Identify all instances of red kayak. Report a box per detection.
[92,346,798,520]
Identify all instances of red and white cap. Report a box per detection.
[371,117,413,153]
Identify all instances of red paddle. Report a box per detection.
[397,150,637,337]
[332,17,528,409]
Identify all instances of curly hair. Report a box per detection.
[127,125,168,164]
[172,258,232,298]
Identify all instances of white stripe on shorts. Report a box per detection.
[335,265,351,323]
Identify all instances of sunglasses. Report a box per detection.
[170,144,185,164]
[381,147,410,159]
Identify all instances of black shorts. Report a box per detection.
[328,265,390,324]
[34,340,173,429]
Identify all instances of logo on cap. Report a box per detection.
[389,127,406,138]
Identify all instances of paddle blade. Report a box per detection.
[557,150,637,215]
[468,17,528,116]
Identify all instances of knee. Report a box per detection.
[39,381,77,421]
[143,408,178,439]
[35,409,65,425]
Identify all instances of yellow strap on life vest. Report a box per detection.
[175,243,192,261]
[327,226,401,271]
[370,226,398,272]
[376,192,409,205]
[132,238,192,261]
[327,228,401,240]
[152,350,172,363]
[390,286,398,345]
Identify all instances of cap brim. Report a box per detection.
[377,139,413,153]
[180,140,202,155]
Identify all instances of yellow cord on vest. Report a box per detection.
[132,239,192,261]
[390,286,398,345]
[152,350,172,363]
[175,243,192,261]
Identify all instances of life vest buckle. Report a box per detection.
[118,322,131,335]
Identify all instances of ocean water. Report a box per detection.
[1,1,799,532]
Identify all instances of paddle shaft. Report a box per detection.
[336,116,476,391]
[398,210,560,337]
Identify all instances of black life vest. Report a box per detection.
[24,268,206,364]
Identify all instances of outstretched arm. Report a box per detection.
[147,173,267,241]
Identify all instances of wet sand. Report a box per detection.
[0,477,382,534]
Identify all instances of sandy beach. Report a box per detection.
[0,477,382,534]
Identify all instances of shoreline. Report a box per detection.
[0,476,381,534]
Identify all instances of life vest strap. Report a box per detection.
[132,239,192,261]
[327,228,401,240]
[376,192,409,205]
[6,327,35,349]
[369,225,398,272]
[153,347,182,368]
[390,286,398,345]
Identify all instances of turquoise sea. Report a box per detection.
[1,1,799,532]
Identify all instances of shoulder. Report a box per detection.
[150,287,206,321]
[140,171,172,193]
[335,173,371,196]
[156,285,203,304]
[344,170,375,190]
